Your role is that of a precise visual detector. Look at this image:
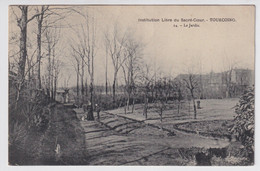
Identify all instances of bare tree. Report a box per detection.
[53,59,62,100]
[12,6,29,103]
[104,24,127,101]
[173,80,184,114]
[183,74,199,119]
[86,15,97,121]
[223,61,237,98]
[121,36,143,112]
[154,100,166,123]
[11,5,49,103]
[139,64,155,120]
[70,8,97,120]
[105,44,108,95]
[70,25,87,104]
[34,5,72,93]
[44,27,60,99]
[71,51,81,101]
[35,6,49,89]
[153,77,174,122]
[42,58,62,101]
[11,5,70,104]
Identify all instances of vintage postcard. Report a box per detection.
[8,5,255,165]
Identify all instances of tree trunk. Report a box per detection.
[16,6,28,103]
[76,63,79,97]
[105,46,108,95]
[26,57,31,82]
[105,81,108,95]
[85,79,88,98]
[190,88,197,119]
[18,7,28,79]
[51,48,55,100]
[36,10,44,90]
[81,58,84,103]
[143,93,148,119]
[112,79,116,102]
[192,98,197,119]
[54,77,57,100]
[87,51,95,121]
[87,82,94,121]
[26,55,32,96]
[124,100,127,114]
[47,45,51,98]
[127,92,130,110]
[132,96,135,113]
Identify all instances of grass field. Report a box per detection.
[72,98,253,165]
[106,98,238,125]
[10,98,250,165]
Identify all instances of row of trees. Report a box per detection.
[68,16,204,120]
[9,6,71,106]
[8,6,254,165]
[69,8,145,120]
[9,6,147,121]
[69,9,96,120]
[9,6,72,164]
[9,6,252,122]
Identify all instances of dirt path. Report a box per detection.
[74,109,230,165]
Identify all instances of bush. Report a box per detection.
[230,86,254,159]
[9,88,52,165]
[94,94,144,111]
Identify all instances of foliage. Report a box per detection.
[94,94,144,111]
[9,85,87,164]
[9,83,51,164]
[230,86,254,152]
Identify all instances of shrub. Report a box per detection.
[230,86,254,159]
[94,94,144,111]
[9,88,51,164]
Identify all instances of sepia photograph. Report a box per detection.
[7,5,255,166]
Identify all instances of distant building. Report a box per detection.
[221,69,254,98]
[174,68,254,99]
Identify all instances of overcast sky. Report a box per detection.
[9,5,255,87]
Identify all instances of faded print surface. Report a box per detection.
[9,5,254,165]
